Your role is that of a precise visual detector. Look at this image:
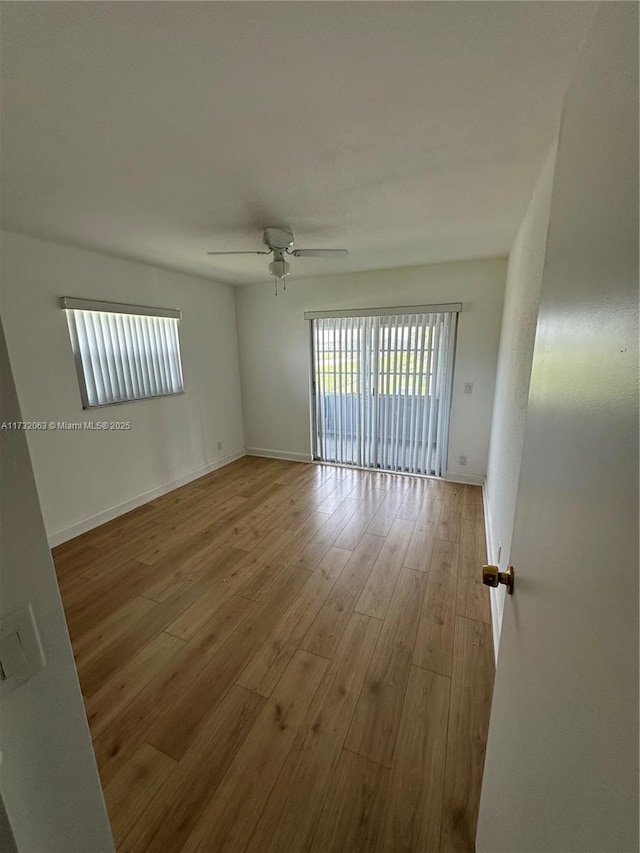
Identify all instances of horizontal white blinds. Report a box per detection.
[64,306,184,408]
[311,311,457,477]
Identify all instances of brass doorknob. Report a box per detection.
[482,565,514,595]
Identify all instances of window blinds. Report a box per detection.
[61,298,184,408]
[311,310,458,477]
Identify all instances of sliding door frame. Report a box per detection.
[308,303,461,477]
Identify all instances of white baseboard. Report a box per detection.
[48,448,246,548]
[482,483,501,666]
[245,447,312,463]
[445,472,486,486]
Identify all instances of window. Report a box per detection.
[307,305,459,477]
[61,297,184,408]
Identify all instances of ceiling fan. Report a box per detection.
[207,227,348,293]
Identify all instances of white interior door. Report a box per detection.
[477,6,638,851]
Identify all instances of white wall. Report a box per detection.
[235,259,505,482]
[0,231,245,544]
[483,147,556,656]
[0,318,114,852]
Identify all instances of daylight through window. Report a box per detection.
[307,306,459,476]
[61,297,184,408]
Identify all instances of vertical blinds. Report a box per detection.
[311,310,458,477]
[61,298,184,408]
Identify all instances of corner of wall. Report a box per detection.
[482,481,501,665]
[482,144,557,662]
[47,448,247,547]
[0,232,247,541]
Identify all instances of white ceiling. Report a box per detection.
[1,2,595,285]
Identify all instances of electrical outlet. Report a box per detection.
[464,382,474,394]
[217,441,223,451]
[458,454,468,466]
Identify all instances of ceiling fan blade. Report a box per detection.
[207,250,270,256]
[290,249,349,258]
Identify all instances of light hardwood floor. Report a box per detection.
[52,455,495,853]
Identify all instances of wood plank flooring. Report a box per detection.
[52,455,494,853]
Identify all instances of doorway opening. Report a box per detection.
[309,307,458,476]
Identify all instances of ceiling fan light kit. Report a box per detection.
[207,227,348,294]
[268,258,290,280]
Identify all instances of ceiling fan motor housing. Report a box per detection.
[263,228,295,251]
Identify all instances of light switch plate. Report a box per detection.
[0,632,27,680]
[0,605,45,700]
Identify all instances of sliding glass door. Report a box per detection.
[311,316,375,468]
[310,308,458,477]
